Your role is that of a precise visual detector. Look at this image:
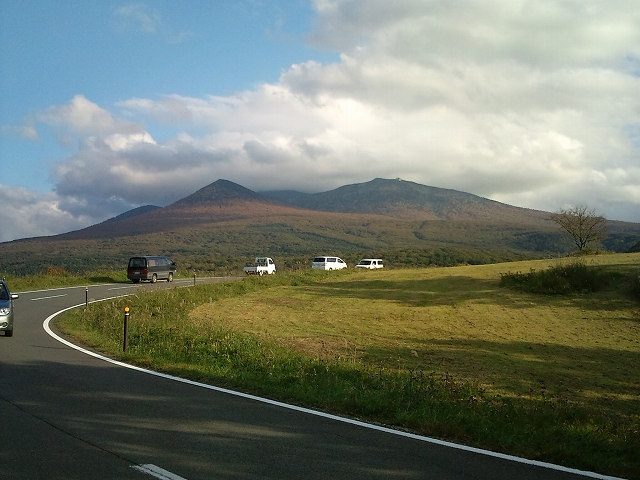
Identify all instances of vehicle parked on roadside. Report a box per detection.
[244,257,276,275]
[355,259,384,269]
[312,256,348,270]
[0,280,19,337]
[127,256,177,283]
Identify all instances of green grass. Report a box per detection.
[3,268,201,292]
[4,270,129,291]
[55,254,640,479]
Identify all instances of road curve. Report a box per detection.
[0,279,622,480]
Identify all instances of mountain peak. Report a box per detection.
[170,179,263,207]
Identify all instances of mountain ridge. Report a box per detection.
[57,177,554,241]
[260,178,549,223]
[3,177,640,277]
[19,178,640,242]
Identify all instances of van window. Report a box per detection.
[129,258,146,268]
[313,257,325,262]
[328,258,336,262]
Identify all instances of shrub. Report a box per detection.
[46,266,70,276]
[499,262,612,295]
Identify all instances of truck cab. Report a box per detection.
[244,257,276,275]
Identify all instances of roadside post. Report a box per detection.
[123,306,130,352]
[85,286,88,308]
[193,270,197,286]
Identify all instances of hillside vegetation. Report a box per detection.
[56,253,640,479]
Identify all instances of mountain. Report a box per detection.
[3,178,640,276]
[104,205,160,222]
[59,178,551,241]
[57,179,299,240]
[262,178,548,223]
[171,179,267,206]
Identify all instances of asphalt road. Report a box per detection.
[0,279,622,480]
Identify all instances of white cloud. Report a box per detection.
[113,3,161,33]
[38,95,144,136]
[4,0,640,242]
[112,3,194,43]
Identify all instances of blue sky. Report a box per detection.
[1,1,335,193]
[2,1,640,242]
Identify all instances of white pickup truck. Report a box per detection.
[243,257,276,275]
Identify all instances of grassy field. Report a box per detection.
[56,253,640,479]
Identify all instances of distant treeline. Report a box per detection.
[1,243,538,278]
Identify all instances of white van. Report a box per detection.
[312,256,348,270]
[355,259,384,269]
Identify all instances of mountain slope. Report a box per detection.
[57,179,300,239]
[104,205,160,222]
[262,178,548,223]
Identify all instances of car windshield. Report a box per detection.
[0,284,8,300]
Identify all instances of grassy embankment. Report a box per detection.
[4,267,193,292]
[4,271,127,291]
[55,254,640,479]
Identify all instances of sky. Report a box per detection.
[2,1,640,243]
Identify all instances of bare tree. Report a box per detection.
[550,206,608,252]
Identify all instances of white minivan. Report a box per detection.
[312,256,348,270]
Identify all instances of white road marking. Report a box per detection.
[108,285,137,291]
[30,294,67,301]
[17,284,116,294]
[132,464,187,480]
[42,300,623,480]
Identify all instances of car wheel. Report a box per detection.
[5,329,13,337]
[151,274,157,283]
[132,279,140,284]
[167,273,173,282]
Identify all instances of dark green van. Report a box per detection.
[127,256,176,283]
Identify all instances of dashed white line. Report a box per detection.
[132,464,187,480]
[30,294,67,301]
